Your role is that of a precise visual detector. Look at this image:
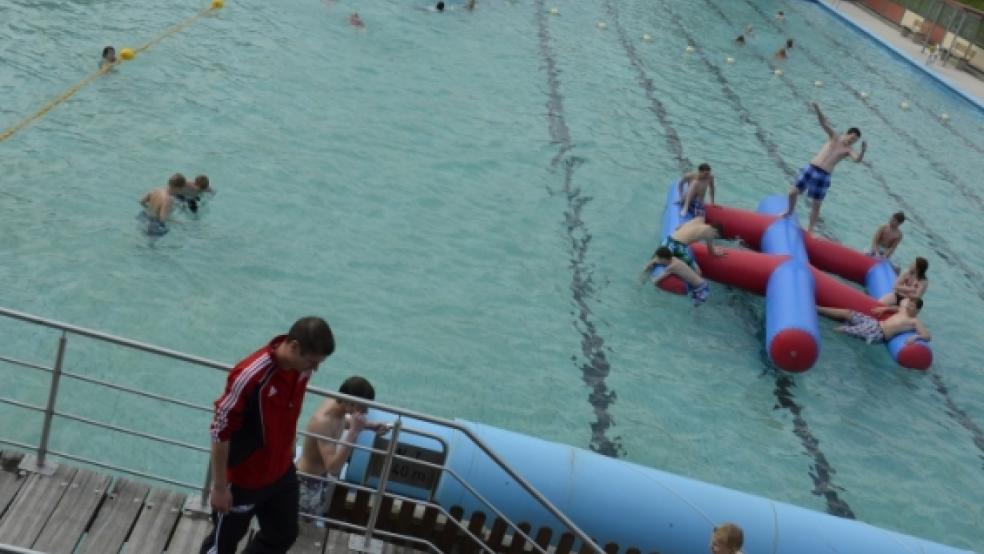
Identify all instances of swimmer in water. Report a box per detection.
[466,0,475,10]
[868,211,905,261]
[99,46,117,69]
[774,39,793,60]
[735,34,746,45]
[435,1,445,12]
[776,11,785,23]
[350,12,364,27]
[175,174,213,214]
[139,173,186,235]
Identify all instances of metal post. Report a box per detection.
[183,460,214,516]
[351,417,402,554]
[922,1,946,52]
[22,331,66,475]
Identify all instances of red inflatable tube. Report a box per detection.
[803,234,879,285]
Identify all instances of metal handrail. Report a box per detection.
[0,543,47,554]
[0,306,602,554]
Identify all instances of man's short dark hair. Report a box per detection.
[655,246,673,260]
[339,376,375,400]
[698,163,711,172]
[846,127,861,138]
[288,317,335,357]
[892,211,905,223]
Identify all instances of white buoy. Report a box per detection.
[814,80,824,87]
[549,7,559,15]
[597,21,607,29]
[685,45,695,53]
[941,112,950,120]
[725,56,735,64]
[859,91,869,99]
[642,33,653,42]
[774,68,783,76]
[900,101,911,110]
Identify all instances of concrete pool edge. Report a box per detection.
[806,0,984,113]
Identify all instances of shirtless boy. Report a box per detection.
[867,211,904,260]
[138,173,186,235]
[643,217,726,306]
[818,297,931,345]
[678,163,716,218]
[783,103,867,234]
[296,376,386,520]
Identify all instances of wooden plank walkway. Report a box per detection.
[0,450,429,554]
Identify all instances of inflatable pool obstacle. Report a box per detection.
[349,413,970,554]
[650,181,932,371]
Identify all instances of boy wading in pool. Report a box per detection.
[817,297,931,345]
[782,103,867,234]
[139,173,186,236]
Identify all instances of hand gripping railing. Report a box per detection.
[0,306,603,554]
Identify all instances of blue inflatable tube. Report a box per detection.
[865,260,933,364]
[756,196,820,371]
[347,412,970,553]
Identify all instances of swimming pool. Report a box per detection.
[1,0,983,548]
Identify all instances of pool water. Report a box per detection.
[1,0,983,548]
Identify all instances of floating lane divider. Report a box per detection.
[0,0,224,143]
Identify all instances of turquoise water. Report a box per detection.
[2,0,983,548]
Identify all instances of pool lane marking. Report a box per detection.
[535,0,625,458]
[634,0,858,519]
[0,3,221,143]
[930,373,984,469]
[766,0,984,157]
[737,0,984,209]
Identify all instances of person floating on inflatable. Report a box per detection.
[642,217,725,306]
[880,257,929,306]
[782,102,867,234]
[678,163,716,217]
[818,297,931,345]
[868,211,905,260]
[774,39,793,60]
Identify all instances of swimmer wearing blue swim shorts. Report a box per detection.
[138,173,185,236]
[678,163,715,219]
[783,103,867,235]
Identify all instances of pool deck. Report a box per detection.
[814,0,984,110]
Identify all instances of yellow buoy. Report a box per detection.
[900,101,911,110]
[725,56,735,64]
[119,48,135,60]
[642,33,653,42]
[549,7,559,15]
[685,45,695,53]
[814,80,824,87]
[774,68,783,76]
[597,21,607,29]
[211,0,224,8]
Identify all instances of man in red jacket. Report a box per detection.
[200,317,335,554]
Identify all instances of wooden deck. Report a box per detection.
[0,450,426,554]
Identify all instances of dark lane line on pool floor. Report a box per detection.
[769,0,984,157]
[632,0,857,518]
[534,0,624,458]
[738,0,984,210]
[708,0,984,467]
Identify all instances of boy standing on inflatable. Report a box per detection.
[782,103,867,234]
[678,163,716,218]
